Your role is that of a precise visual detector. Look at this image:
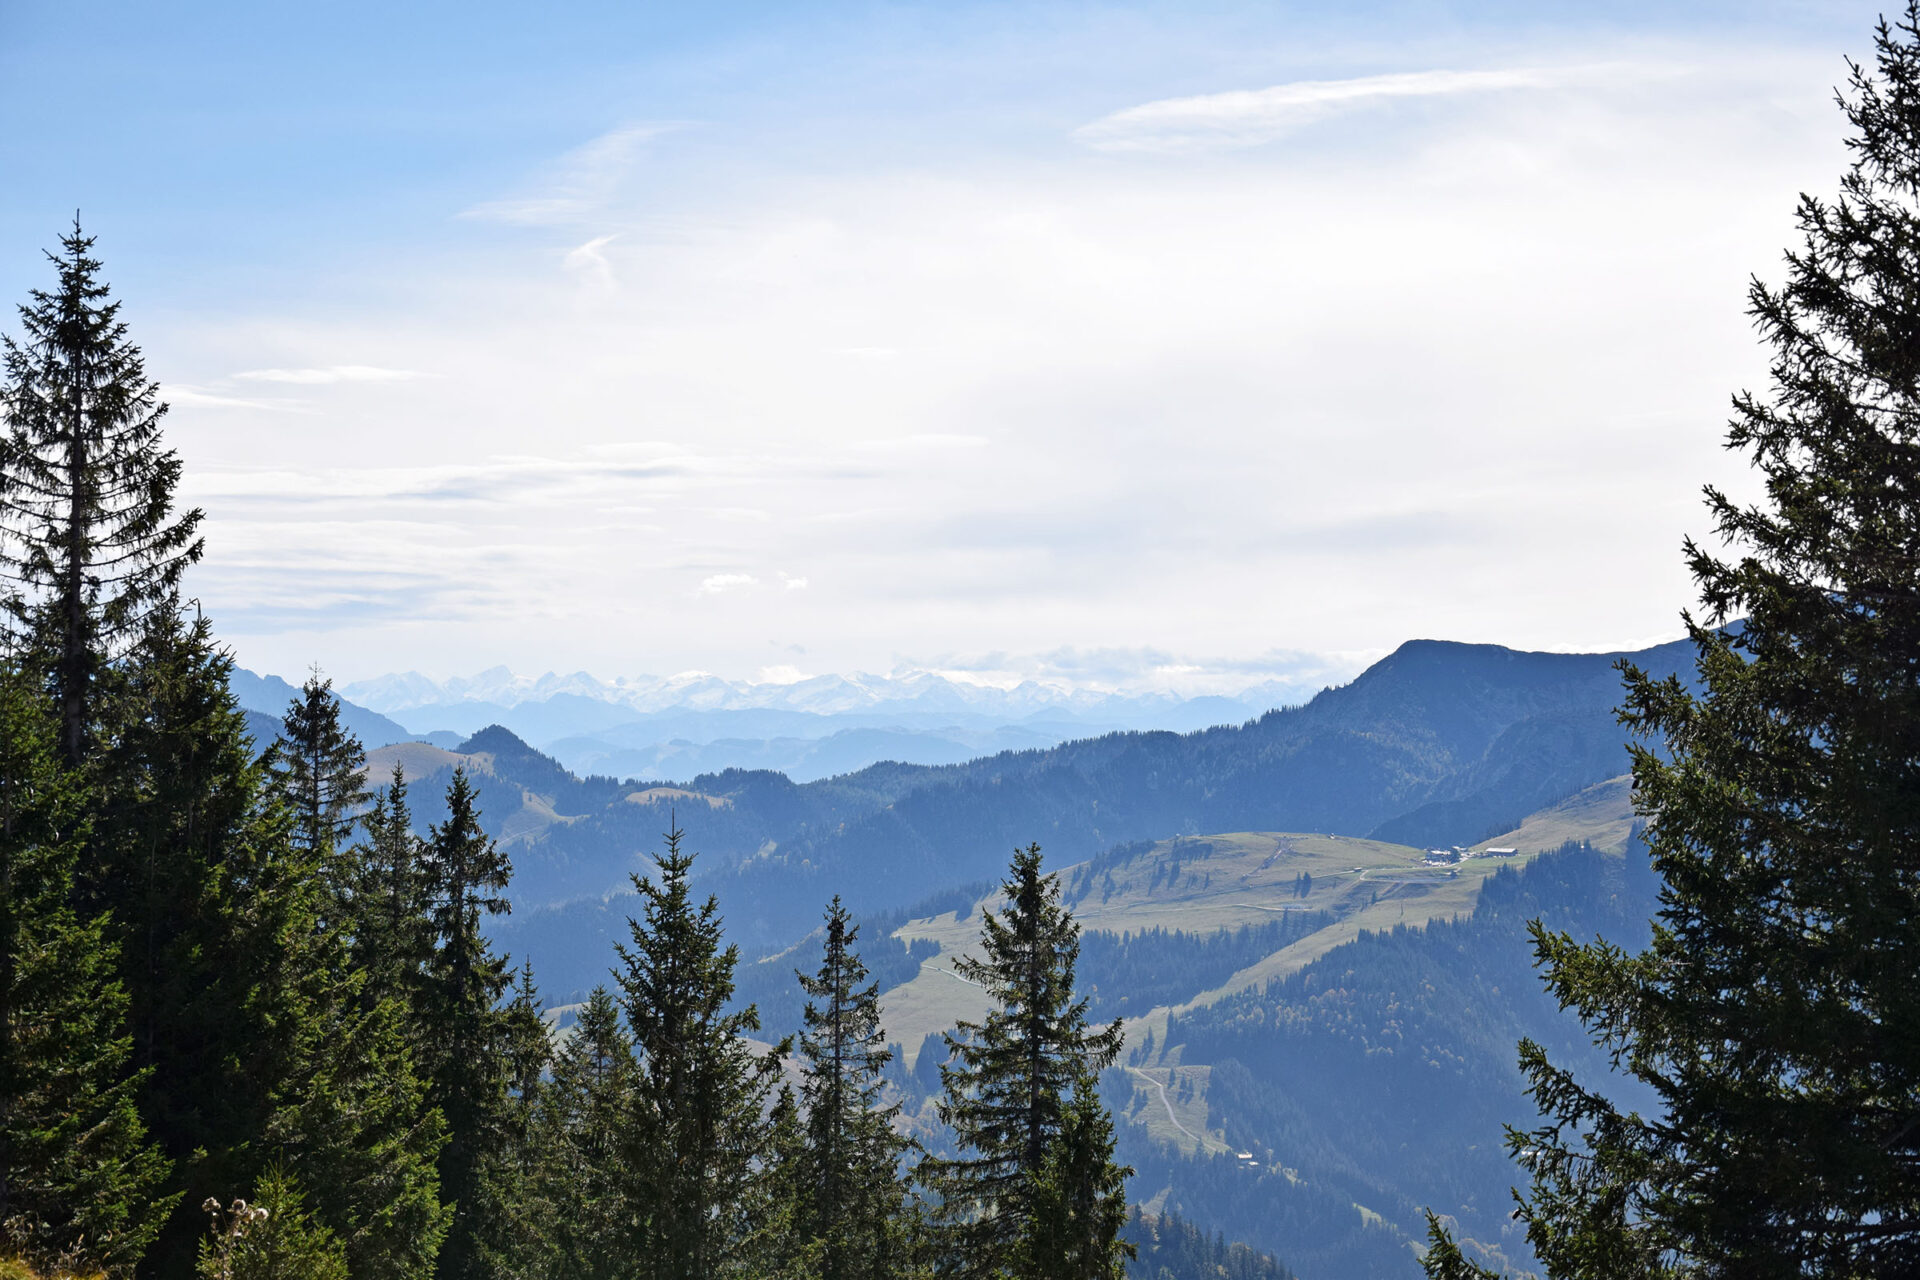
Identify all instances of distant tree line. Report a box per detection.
[1120,1207,1292,1280]
[1077,917,1330,1022]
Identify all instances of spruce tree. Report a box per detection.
[93,608,306,1278]
[100,607,448,1280]
[927,844,1128,1279]
[349,766,435,1015]
[744,1086,817,1280]
[266,971,449,1280]
[0,667,169,1275]
[417,768,517,1280]
[265,748,447,1280]
[1426,10,1920,1277]
[0,221,203,767]
[615,820,785,1280]
[249,754,449,1280]
[531,987,633,1280]
[1,227,448,1280]
[1016,1073,1133,1280]
[462,960,549,1280]
[264,671,367,883]
[794,898,914,1280]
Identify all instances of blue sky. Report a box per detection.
[0,2,1880,691]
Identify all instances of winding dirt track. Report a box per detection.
[1127,1066,1208,1148]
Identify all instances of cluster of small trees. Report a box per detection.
[0,228,1135,1279]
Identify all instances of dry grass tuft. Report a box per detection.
[0,1258,105,1280]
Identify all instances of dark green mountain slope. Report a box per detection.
[1122,1207,1294,1279]
[706,637,1688,942]
[455,637,1685,961]
[1132,838,1661,1279]
[379,733,925,909]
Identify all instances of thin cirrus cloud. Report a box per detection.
[1075,65,1578,152]
[699,573,759,595]
[460,124,679,226]
[167,385,310,412]
[564,234,620,288]
[917,644,1377,700]
[231,365,425,385]
[181,438,952,520]
[187,453,701,507]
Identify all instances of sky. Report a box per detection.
[0,1,1881,693]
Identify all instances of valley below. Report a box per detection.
[255,635,1674,1278]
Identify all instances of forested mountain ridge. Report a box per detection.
[448,636,1689,949]
[741,637,1688,928]
[366,729,928,909]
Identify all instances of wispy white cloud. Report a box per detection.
[168,385,312,412]
[699,573,758,595]
[232,365,424,384]
[182,441,904,509]
[563,234,619,288]
[1076,66,1575,152]
[461,124,678,226]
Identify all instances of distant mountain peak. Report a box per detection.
[457,723,536,756]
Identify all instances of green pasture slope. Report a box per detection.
[876,774,1636,1149]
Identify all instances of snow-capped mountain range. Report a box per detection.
[340,665,1320,722]
[281,663,1362,784]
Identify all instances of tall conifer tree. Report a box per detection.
[616,820,785,1280]
[928,844,1127,1279]
[349,766,435,1015]
[101,608,448,1280]
[1,228,448,1280]
[0,667,169,1275]
[95,608,302,1278]
[265,671,367,882]
[0,222,202,767]
[461,960,549,1280]
[257,721,447,1280]
[270,989,450,1280]
[418,768,518,1280]
[531,987,633,1280]
[745,1086,816,1280]
[1426,10,1920,1277]
[1016,1074,1132,1280]
[794,898,915,1280]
